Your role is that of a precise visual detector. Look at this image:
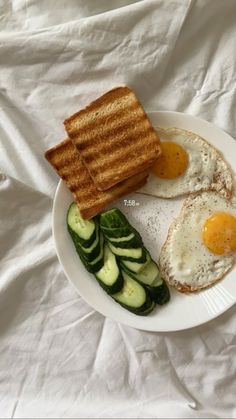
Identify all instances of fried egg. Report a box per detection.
[159,191,236,292]
[138,127,233,199]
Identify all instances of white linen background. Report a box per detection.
[0,0,236,417]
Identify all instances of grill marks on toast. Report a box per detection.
[64,86,161,191]
[64,86,132,131]
[83,127,156,167]
[45,139,149,219]
[67,102,144,141]
[84,131,155,190]
[74,116,149,157]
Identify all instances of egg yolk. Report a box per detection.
[152,141,188,179]
[202,212,236,255]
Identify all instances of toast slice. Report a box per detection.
[45,139,149,219]
[64,86,161,191]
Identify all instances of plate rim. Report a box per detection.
[52,111,236,332]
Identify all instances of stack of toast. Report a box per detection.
[45,86,161,219]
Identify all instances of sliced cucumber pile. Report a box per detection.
[67,203,104,273]
[100,208,170,305]
[67,204,170,316]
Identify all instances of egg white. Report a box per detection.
[159,191,236,292]
[139,127,233,199]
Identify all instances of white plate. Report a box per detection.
[52,111,236,332]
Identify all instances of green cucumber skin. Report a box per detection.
[71,241,97,273]
[139,301,156,316]
[96,258,153,314]
[100,225,132,239]
[118,249,147,263]
[75,244,104,274]
[111,271,153,315]
[68,228,104,273]
[101,224,142,242]
[100,209,142,242]
[95,273,124,295]
[147,281,170,305]
[121,263,150,283]
[122,258,160,284]
[67,203,98,248]
[112,290,152,316]
[103,233,142,249]
[100,208,128,229]
[121,264,170,306]
[68,227,98,263]
[67,223,97,249]
[84,257,104,274]
[107,243,147,263]
[72,227,101,262]
[85,234,104,273]
[95,245,124,294]
[120,252,151,273]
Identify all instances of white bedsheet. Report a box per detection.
[0,1,236,417]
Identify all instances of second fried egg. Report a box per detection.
[139,127,233,199]
[159,191,236,292]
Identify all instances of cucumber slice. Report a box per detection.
[67,202,96,247]
[87,234,104,272]
[121,252,151,273]
[112,271,152,315]
[107,232,134,242]
[100,225,132,239]
[100,208,128,229]
[127,260,161,285]
[79,234,104,273]
[139,300,156,316]
[95,245,123,294]
[147,280,170,305]
[100,208,142,245]
[105,232,142,249]
[72,224,100,262]
[122,259,170,305]
[108,242,146,262]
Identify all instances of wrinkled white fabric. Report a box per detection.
[0,1,236,418]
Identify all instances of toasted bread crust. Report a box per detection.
[45,138,149,219]
[64,86,131,127]
[80,177,148,219]
[64,86,161,191]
